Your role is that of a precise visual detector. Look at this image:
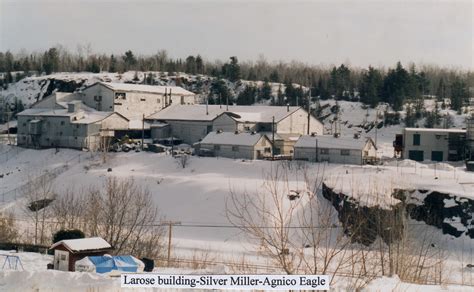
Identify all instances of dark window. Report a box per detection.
[214,145,220,151]
[206,125,213,133]
[60,121,65,126]
[431,151,443,162]
[320,148,329,154]
[413,134,420,146]
[232,146,239,152]
[341,149,350,156]
[408,150,424,161]
[115,92,126,100]
[140,98,146,101]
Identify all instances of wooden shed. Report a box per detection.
[49,237,113,272]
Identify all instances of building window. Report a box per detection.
[115,92,126,100]
[140,98,146,101]
[320,148,329,154]
[157,99,161,103]
[22,123,26,127]
[264,147,271,153]
[60,121,65,126]
[341,149,350,156]
[59,132,63,136]
[232,146,239,152]
[214,145,221,151]
[413,134,420,146]
[206,125,213,133]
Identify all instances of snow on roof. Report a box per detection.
[50,237,112,252]
[18,108,114,124]
[98,82,194,96]
[128,119,151,130]
[146,104,301,122]
[295,135,370,150]
[200,131,266,146]
[404,127,466,133]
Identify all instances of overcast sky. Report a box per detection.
[1,0,472,69]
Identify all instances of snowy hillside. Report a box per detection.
[0,71,298,107]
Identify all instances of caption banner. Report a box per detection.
[121,274,329,290]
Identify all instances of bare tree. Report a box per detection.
[0,212,18,242]
[176,154,190,169]
[83,178,165,258]
[22,172,55,245]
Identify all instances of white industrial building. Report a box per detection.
[199,131,272,160]
[17,101,129,150]
[80,82,195,121]
[294,135,377,165]
[146,104,324,146]
[398,128,467,162]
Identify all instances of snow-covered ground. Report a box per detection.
[0,144,474,290]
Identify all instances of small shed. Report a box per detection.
[49,237,113,272]
[199,131,272,160]
[294,135,377,165]
[75,255,144,274]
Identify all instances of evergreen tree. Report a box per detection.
[185,55,197,74]
[42,48,59,74]
[436,77,446,101]
[258,80,272,101]
[382,62,410,110]
[404,104,416,127]
[328,64,351,99]
[222,56,241,82]
[109,54,118,72]
[210,79,232,105]
[450,77,468,112]
[195,55,204,74]
[86,56,100,73]
[122,50,137,71]
[269,70,280,83]
[359,66,383,108]
[276,84,284,106]
[236,85,257,105]
[246,68,257,81]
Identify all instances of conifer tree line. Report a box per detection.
[0,46,472,111]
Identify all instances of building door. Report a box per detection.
[408,150,424,161]
[54,250,69,271]
[431,151,443,162]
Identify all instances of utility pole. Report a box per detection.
[141,113,145,150]
[315,138,318,163]
[272,116,275,160]
[307,87,311,135]
[164,221,181,267]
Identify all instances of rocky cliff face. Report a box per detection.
[394,189,474,238]
[322,183,474,245]
[322,183,405,246]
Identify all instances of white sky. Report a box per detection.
[0,0,472,69]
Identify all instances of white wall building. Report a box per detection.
[147,104,324,145]
[80,82,195,121]
[17,101,129,150]
[294,135,377,165]
[199,131,272,160]
[401,128,467,162]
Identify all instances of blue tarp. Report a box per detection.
[88,255,138,274]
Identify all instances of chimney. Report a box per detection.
[287,103,290,112]
[68,101,81,113]
[206,98,209,115]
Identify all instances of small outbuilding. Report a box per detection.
[294,135,377,165]
[199,131,272,160]
[49,237,113,272]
